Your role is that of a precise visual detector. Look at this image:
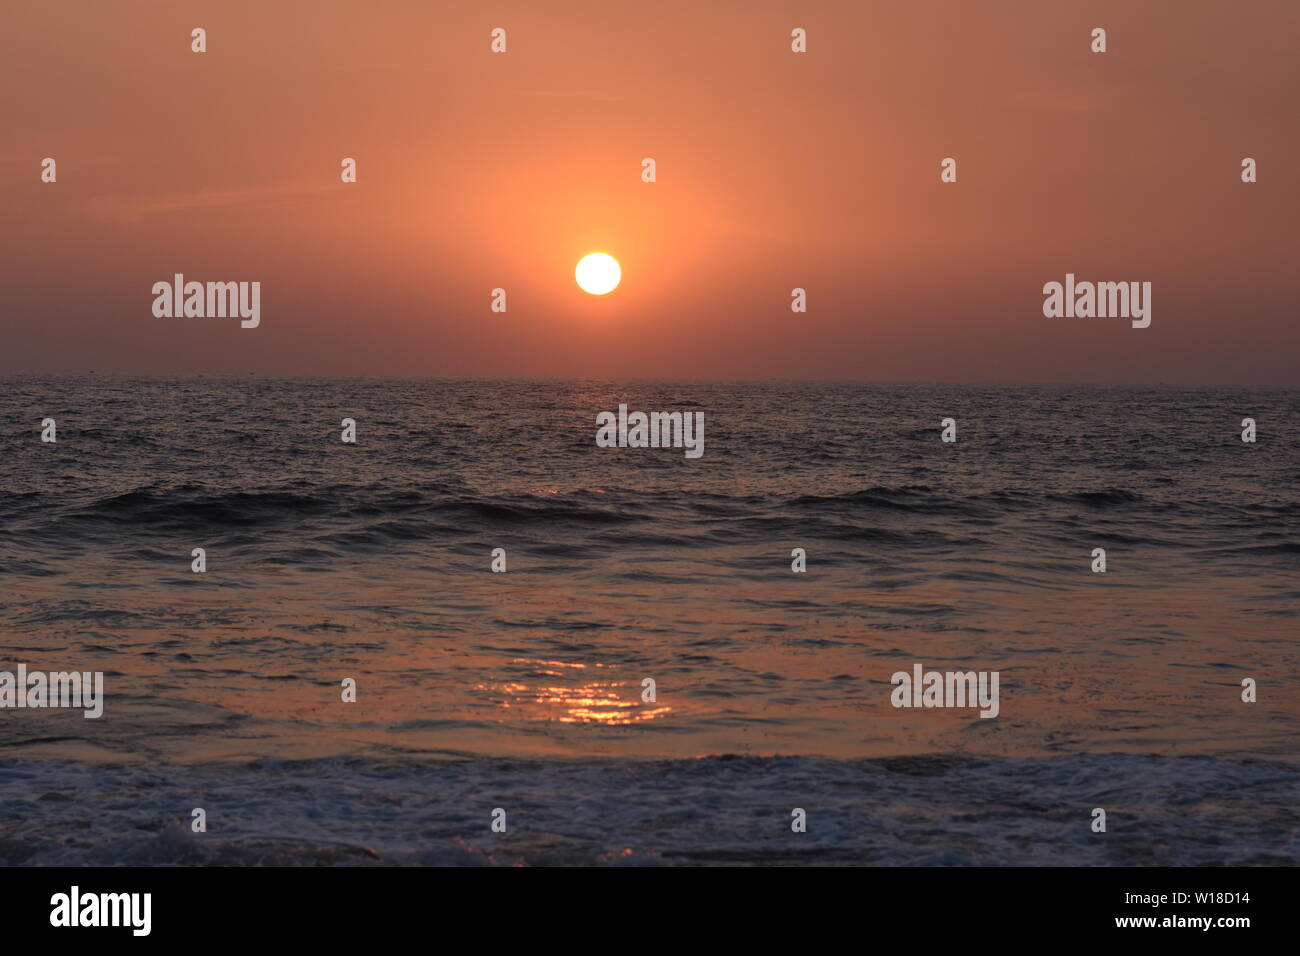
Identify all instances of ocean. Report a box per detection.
[1,377,1297,865]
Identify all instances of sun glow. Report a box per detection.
[575,253,621,295]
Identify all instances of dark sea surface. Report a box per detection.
[1,377,1297,864]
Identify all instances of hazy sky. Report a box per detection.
[3,0,1296,384]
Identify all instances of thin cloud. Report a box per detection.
[84,182,333,224]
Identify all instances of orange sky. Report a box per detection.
[2,0,1296,384]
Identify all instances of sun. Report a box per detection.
[575,252,621,295]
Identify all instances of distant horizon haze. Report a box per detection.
[3,371,1298,391]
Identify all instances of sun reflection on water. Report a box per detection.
[476,659,672,725]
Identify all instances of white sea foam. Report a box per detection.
[1,753,1295,866]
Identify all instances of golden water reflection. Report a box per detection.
[476,659,673,725]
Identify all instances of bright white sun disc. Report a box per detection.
[575,253,621,295]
